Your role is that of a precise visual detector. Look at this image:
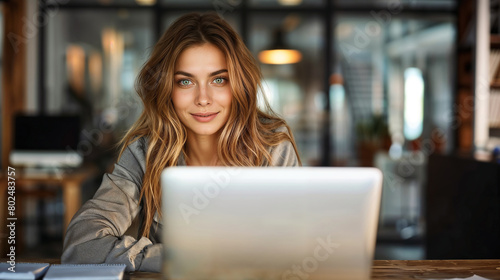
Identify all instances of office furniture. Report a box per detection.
[426,153,500,259]
[0,168,92,255]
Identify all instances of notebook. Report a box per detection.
[0,263,50,280]
[43,264,126,280]
[161,167,383,280]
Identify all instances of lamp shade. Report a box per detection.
[136,0,156,5]
[258,29,302,65]
[258,49,302,64]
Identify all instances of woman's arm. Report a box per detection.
[61,138,162,272]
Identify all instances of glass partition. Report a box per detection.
[334,14,455,256]
[47,0,140,4]
[249,13,325,166]
[333,0,456,9]
[46,9,153,142]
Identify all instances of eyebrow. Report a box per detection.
[174,69,228,78]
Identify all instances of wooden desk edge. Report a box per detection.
[0,259,499,280]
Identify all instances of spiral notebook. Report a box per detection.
[0,263,50,280]
[43,264,126,280]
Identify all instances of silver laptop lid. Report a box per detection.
[161,167,382,280]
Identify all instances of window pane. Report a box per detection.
[403,67,424,141]
[47,0,243,5]
[333,0,456,9]
[334,15,455,163]
[47,0,146,5]
[334,14,455,247]
[249,13,325,166]
[46,10,153,139]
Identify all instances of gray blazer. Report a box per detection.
[61,134,299,272]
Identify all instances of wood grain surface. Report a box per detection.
[2,259,499,279]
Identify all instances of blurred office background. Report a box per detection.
[1,0,500,261]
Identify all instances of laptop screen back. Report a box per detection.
[161,167,382,280]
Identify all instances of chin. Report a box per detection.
[190,125,224,137]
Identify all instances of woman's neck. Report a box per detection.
[185,132,220,166]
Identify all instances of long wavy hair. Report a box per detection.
[119,12,301,238]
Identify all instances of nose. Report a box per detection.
[195,85,212,106]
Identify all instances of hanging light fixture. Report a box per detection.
[258,28,302,65]
[278,0,302,6]
[136,0,156,5]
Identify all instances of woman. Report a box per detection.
[61,12,301,272]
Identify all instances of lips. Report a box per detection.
[191,112,218,117]
[190,112,219,122]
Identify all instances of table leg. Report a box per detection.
[63,181,81,236]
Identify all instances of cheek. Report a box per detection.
[219,90,233,108]
[172,91,188,112]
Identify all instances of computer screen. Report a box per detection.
[14,115,81,151]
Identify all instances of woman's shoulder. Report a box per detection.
[122,136,148,161]
[268,139,299,167]
[112,136,149,186]
[272,125,289,134]
[257,118,299,166]
[258,116,289,133]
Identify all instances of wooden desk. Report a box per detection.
[3,259,499,279]
[0,168,92,254]
[371,260,500,279]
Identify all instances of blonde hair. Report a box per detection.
[119,12,301,238]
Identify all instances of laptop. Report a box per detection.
[161,167,382,280]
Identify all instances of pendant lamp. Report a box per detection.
[258,29,302,65]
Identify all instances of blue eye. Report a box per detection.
[213,77,226,85]
[179,79,193,87]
